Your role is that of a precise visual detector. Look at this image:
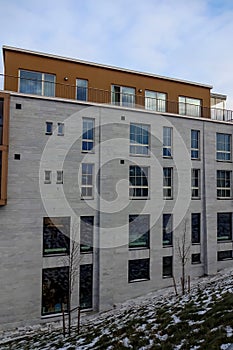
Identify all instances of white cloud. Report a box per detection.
[1,0,233,107]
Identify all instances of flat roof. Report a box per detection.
[3,45,213,89]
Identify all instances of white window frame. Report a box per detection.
[191,169,200,199]
[57,122,64,136]
[81,163,94,198]
[129,123,150,156]
[191,130,200,160]
[217,170,231,198]
[163,167,173,199]
[179,96,201,117]
[163,127,173,158]
[129,166,149,199]
[111,85,135,107]
[19,69,55,97]
[216,133,231,161]
[145,90,166,112]
[82,118,95,153]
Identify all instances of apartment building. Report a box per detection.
[0,46,232,330]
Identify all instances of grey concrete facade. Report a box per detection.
[0,93,232,330]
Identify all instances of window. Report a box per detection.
[192,253,201,264]
[0,152,2,198]
[129,215,150,249]
[163,167,173,199]
[80,264,93,309]
[217,170,231,198]
[130,123,149,155]
[44,170,52,184]
[111,85,135,107]
[43,217,70,256]
[163,256,173,278]
[145,91,166,112]
[57,122,64,136]
[128,259,150,282]
[192,213,201,244]
[82,118,94,152]
[42,267,69,315]
[179,96,201,117]
[217,213,232,241]
[19,70,55,97]
[163,214,173,246]
[217,250,233,261]
[191,130,200,159]
[81,163,94,197]
[216,133,231,161]
[129,166,149,198]
[56,171,63,184]
[45,122,53,135]
[80,216,94,253]
[163,127,172,157]
[191,169,200,199]
[76,79,88,101]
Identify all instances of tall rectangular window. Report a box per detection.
[130,123,149,155]
[216,133,231,161]
[44,170,52,184]
[45,122,53,135]
[163,167,173,199]
[0,152,2,198]
[56,170,63,184]
[80,216,94,253]
[129,166,149,198]
[217,170,231,198]
[217,213,232,241]
[129,215,150,249]
[163,256,173,278]
[163,127,172,157]
[57,122,64,136]
[82,118,94,152]
[145,90,166,112]
[43,217,70,256]
[191,169,200,199]
[0,99,3,145]
[19,70,55,97]
[76,79,88,101]
[192,213,201,244]
[42,267,69,315]
[128,259,150,282]
[179,96,201,117]
[80,264,93,309]
[191,130,200,159]
[163,214,173,246]
[111,85,135,107]
[81,163,94,197]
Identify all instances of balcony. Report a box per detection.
[1,73,233,122]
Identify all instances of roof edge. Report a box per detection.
[3,45,213,89]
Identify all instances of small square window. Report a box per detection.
[191,253,201,264]
[44,170,52,184]
[57,122,64,136]
[14,154,21,160]
[16,103,22,110]
[46,122,53,135]
[57,171,63,184]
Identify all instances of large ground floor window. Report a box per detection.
[42,267,69,316]
[80,264,93,309]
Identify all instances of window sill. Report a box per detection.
[129,278,150,283]
[41,312,67,319]
[129,153,150,158]
[216,160,232,163]
[191,262,201,265]
[217,239,232,243]
[218,258,233,262]
[191,197,201,200]
[192,242,201,245]
[129,247,149,250]
[162,275,173,279]
[217,197,232,200]
[163,197,173,200]
[163,156,173,159]
[80,251,93,254]
[43,253,69,257]
[45,132,52,136]
[163,245,173,248]
[130,197,150,200]
[191,158,201,161]
[81,197,94,200]
[81,150,95,154]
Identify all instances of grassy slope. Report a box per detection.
[1,270,233,350]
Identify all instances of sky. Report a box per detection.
[1,0,233,107]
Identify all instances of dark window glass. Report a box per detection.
[163,256,173,277]
[191,253,201,264]
[163,127,172,157]
[163,167,173,199]
[0,151,2,198]
[20,70,55,97]
[130,123,149,155]
[217,213,232,241]
[129,166,149,198]
[46,122,53,135]
[217,170,231,198]
[76,79,88,101]
[80,264,93,309]
[192,213,201,244]
[43,217,70,256]
[80,217,94,253]
[129,215,150,249]
[82,118,94,152]
[191,130,200,159]
[216,133,231,161]
[128,259,150,282]
[191,169,200,198]
[217,250,233,261]
[42,267,69,315]
[163,214,173,246]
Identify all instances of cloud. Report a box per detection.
[1,0,233,107]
